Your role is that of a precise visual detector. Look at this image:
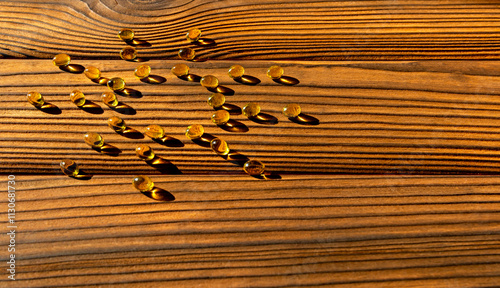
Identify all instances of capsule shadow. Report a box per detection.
[112,101,137,115]
[251,171,282,180]
[72,170,93,180]
[141,187,175,201]
[234,75,261,86]
[249,113,278,125]
[216,103,242,115]
[125,38,152,48]
[79,100,104,114]
[117,127,144,139]
[178,74,201,82]
[37,103,62,115]
[146,156,182,174]
[93,143,122,157]
[60,64,85,74]
[193,38,216,47]
[273,76,299,86]
[218,119,249,133]
[116,88,143,98]
[208,86,235,96]
[140,75,166,84]
[92,77,109,85]
[289,113,320,125]
[154,135,184,147]
[222,150,250,167]
[191,133,216,148]
[126,57,150,63]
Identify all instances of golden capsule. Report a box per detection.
[207,93,225,108]
[120,47,137,60]
[27,91,44,108]
[211,110,230,125]
[84,66,101,80]
[185,124,204,139]
[101,92,118,107]
[84,132,104,148]
[242,102,261,117]
[178,48,195,61]
[186,28,202,42]
[144,124,165,139]
[228,65,245,79]
[136,144,155,161]
[267,65,284,79]
[52,54,70,66]
[200,75,219,88]
[108,116,126,132]
[283,103,301,118]
[70,90,86,107]
[107,77,126,91]
[171,63,190,77]
[243,160,265,176]
[210,138,229,155]
[133,175,154,192]
[134,64,151,79]
[118,28,135,41]
[60,159,79,177]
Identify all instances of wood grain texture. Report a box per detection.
[2,175,500,287]
[1,0,500,60]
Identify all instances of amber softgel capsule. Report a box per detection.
[207,93,225,108]
[242,103,261,117]
[178,48,195,61]
[243,160,265,176]
[283,103,301,118]
[84,132,104,148]
[228,65,245,79]
[200,75,219,89]
[136,144,155,161]
[101,92,118,107]
[144,124,165,140]
[133,175,154,192]
[52,54,70,66]
[134,64,151,79]
[60,159,79,177]
[108,116,126,132]
[210,138,230,155]
[211,110,230,125]
[185,124,204,139]
[27,91,44,108]
[118,28,135,41]
[120,47,137,60]
[186,28,202,42]
[84,66,101,80]
[70,90,86,107]
[171,63,190,77]
[107,77,126,91]
[267,65,284,79]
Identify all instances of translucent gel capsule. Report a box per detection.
[84,66,101,80]
[185,124,204,139]
[134,64,151,79]
[186,28,201,42]
[144,124,165,139]
[60,159,79,177]
[118,28,135,41]
[211,110,230,125]
[84,132,104,148]
[210,138,229,155]
[228,65,245,79]
[171,63,190,77]
[267,65,284,79]
[200,75,219,88]
[120,47,137,60]
[243,160,265,176]
[207,93,225,108]
[53,54,70,66]
[242,102,261,117]
[136,144,155,161]
[107,77,126,91]
[27,91,44,108]
[133,175,154,192]
[283,103,301,118]
[108,116,126,132]
[70,90,86,107]
[102,92,118,107]
[178,48,195,61]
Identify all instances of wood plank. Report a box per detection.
[1,0,500,60]
[2,175,500,287]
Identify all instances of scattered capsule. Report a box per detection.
[120,47,137,60]
[185,124,204,139]
[107,77,126,91]
[60,159,79,177]
[70,90,86,107]
[27,91,44,108]
[200,75,219,88]
[207,93,225,108]
[84,132,104,148]
[118,28,135,41]
[242,102,261,117]
[101,92,118,107]
[108,116,126,132]
[283,103,301,118]
[211,110,230,125]
[210,138,229,155]
[133,175,154,192]
[171,63,190,77]
[178,48,195,61]
[243,160,265,176]
[52,54,70,66]
[136,144,155,161]
[186,28,202,42]
[84,66,101,80]
[228,65,245,79]
[267,65,284,79]
[144,124,165,139]
[134,64,151,79]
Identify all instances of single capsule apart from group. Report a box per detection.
[70,90,86,107]
[200,75,219,89]
[84,132,104,148]
[283,103,301,118]
[118,28,135,41]
[186,28,202,42]
[27,91,44,108]
[52,54,71,66]
[242,102,261,117]
[107,77,126,91]
[60,159,79,177]
[136,144,155,161]
[134,64,151,79]
[185,124,204,139]
[267,65,284,79]
[178,48,195,61]
[211,110,230,125]
[243,160,265,176]
[84,66,101,80]
[144,124,165,139]
[120,47,137,60]
[207,93,225,108]
[171,63,190,77]
[210,138,230,155]
[101,92,118,107]
[133,175,154,192]
[228,65,245,79]
[108,116,126,132]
